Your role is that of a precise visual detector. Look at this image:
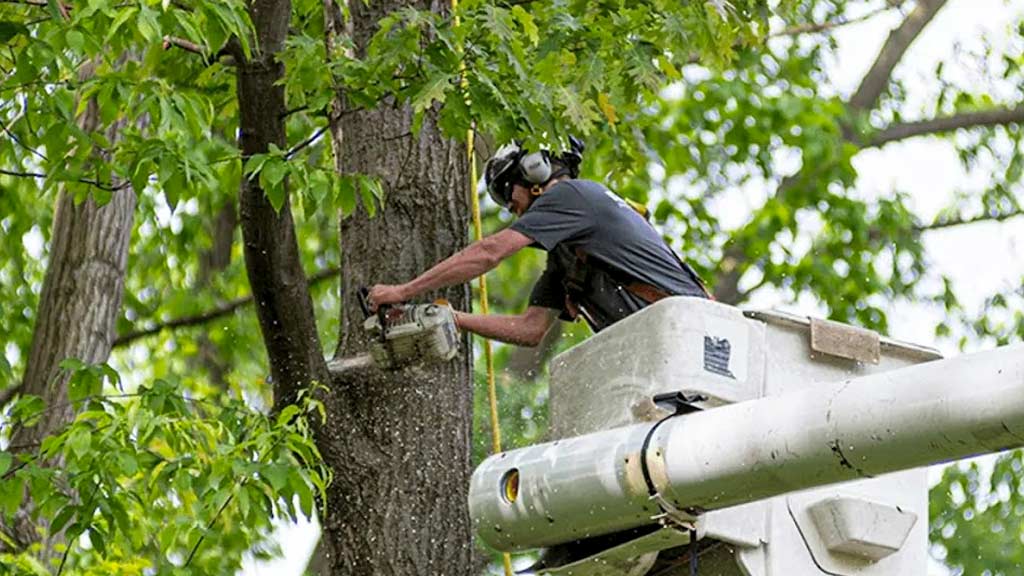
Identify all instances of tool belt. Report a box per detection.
[559,247,676,331]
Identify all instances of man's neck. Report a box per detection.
[542,176,570,193]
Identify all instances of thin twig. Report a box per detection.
[0,168,45,179]
[54,483,100,576]
[162,36,206,57]
[285,125,329,159]
[770,4,898,38]
[280,105,309,120]
[0,383,24,410]
[182,423,292,568]
[917,209,1024,233]
[1,116,48,161]
[685,3,902,65]
[113,266,341,347]
[183,490,236,566]
[0,167,130,192]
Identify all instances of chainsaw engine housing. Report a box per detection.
[363,303,460,370]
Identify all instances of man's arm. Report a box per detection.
[368,228,534,309]
[455,306,559,347]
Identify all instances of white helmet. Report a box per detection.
[481,138,585,208]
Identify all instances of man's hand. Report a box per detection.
[367,284,408,312]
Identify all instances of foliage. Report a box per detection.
[1,0,1024,573]
[0,362,329,575]
[930,454,1024,576]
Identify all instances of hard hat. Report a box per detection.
[481,138,586,208]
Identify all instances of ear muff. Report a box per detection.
[519,151,552,184]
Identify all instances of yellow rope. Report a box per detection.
[466,133,503,456]
[452,2,512,575]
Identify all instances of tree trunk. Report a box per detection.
[236,0,330,410]
[320,1,475,572]
[6,65,136,552]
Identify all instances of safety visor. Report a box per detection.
[487,174,516,208]
[483,143,523,208]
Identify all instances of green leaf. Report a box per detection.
[137,7,161,43]
[66,30,85,52]
[276,405,300,427]
[511,6,538,45]
[336,174,356,216]
[68,426,92,458]
[0,453,10,477]
[89,526,107,556]
[244,153,269,178]
[259,158,288,212]
[411,73,452,113]
[105,7,138,42]
[358,175,382,217]
[68,368,102,402]
[261,158,287,188]
[0,475,24,519]
[51,506,75,534]
[46,0,63,21]
[0,21,29,44]
[262,464,289,492]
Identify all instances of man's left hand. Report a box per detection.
[367,284,407,312]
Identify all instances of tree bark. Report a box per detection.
[321,1,475,573]
[5,62,136,553]
[236,0,330,408]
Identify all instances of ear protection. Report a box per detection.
[518,150,552,185]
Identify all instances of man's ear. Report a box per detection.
[530,185,543,197]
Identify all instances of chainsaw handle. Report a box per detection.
[358,286,395,315]
[357,287,392,345]
[357,287,372,318]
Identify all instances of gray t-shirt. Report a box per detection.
[509,179,707,328]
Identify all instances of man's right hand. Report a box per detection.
[366,284,408,312]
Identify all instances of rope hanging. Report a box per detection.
[451,2,513,575]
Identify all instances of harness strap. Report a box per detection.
[625,281,671,304]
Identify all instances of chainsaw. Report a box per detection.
[329,287,461,372]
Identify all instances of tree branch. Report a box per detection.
[0,168,130,192]
[867,107,1024,147]
[285,125,329,159]
[683,3,905,65]
[0,116,48,161]
[848,0,948,112]
[162,36,205,56]
[712,1,950,304]
[112,266,341,348]
[0,383,24,411]
[0,0,47,7]
[0,167,46,179]
[770,3,903,38]
[917,209,1024,233]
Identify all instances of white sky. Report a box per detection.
[251,1,1024,573]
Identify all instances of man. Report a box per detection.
[367,138,709,346]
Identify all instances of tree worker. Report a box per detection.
[366,137,710,346]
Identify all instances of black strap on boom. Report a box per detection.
[638,391,707,576]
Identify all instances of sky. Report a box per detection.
[243,1,1024,574]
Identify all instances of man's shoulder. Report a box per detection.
[549,179,606,195]
[541,179,611,207]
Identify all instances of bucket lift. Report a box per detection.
[469,297,1024,575]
